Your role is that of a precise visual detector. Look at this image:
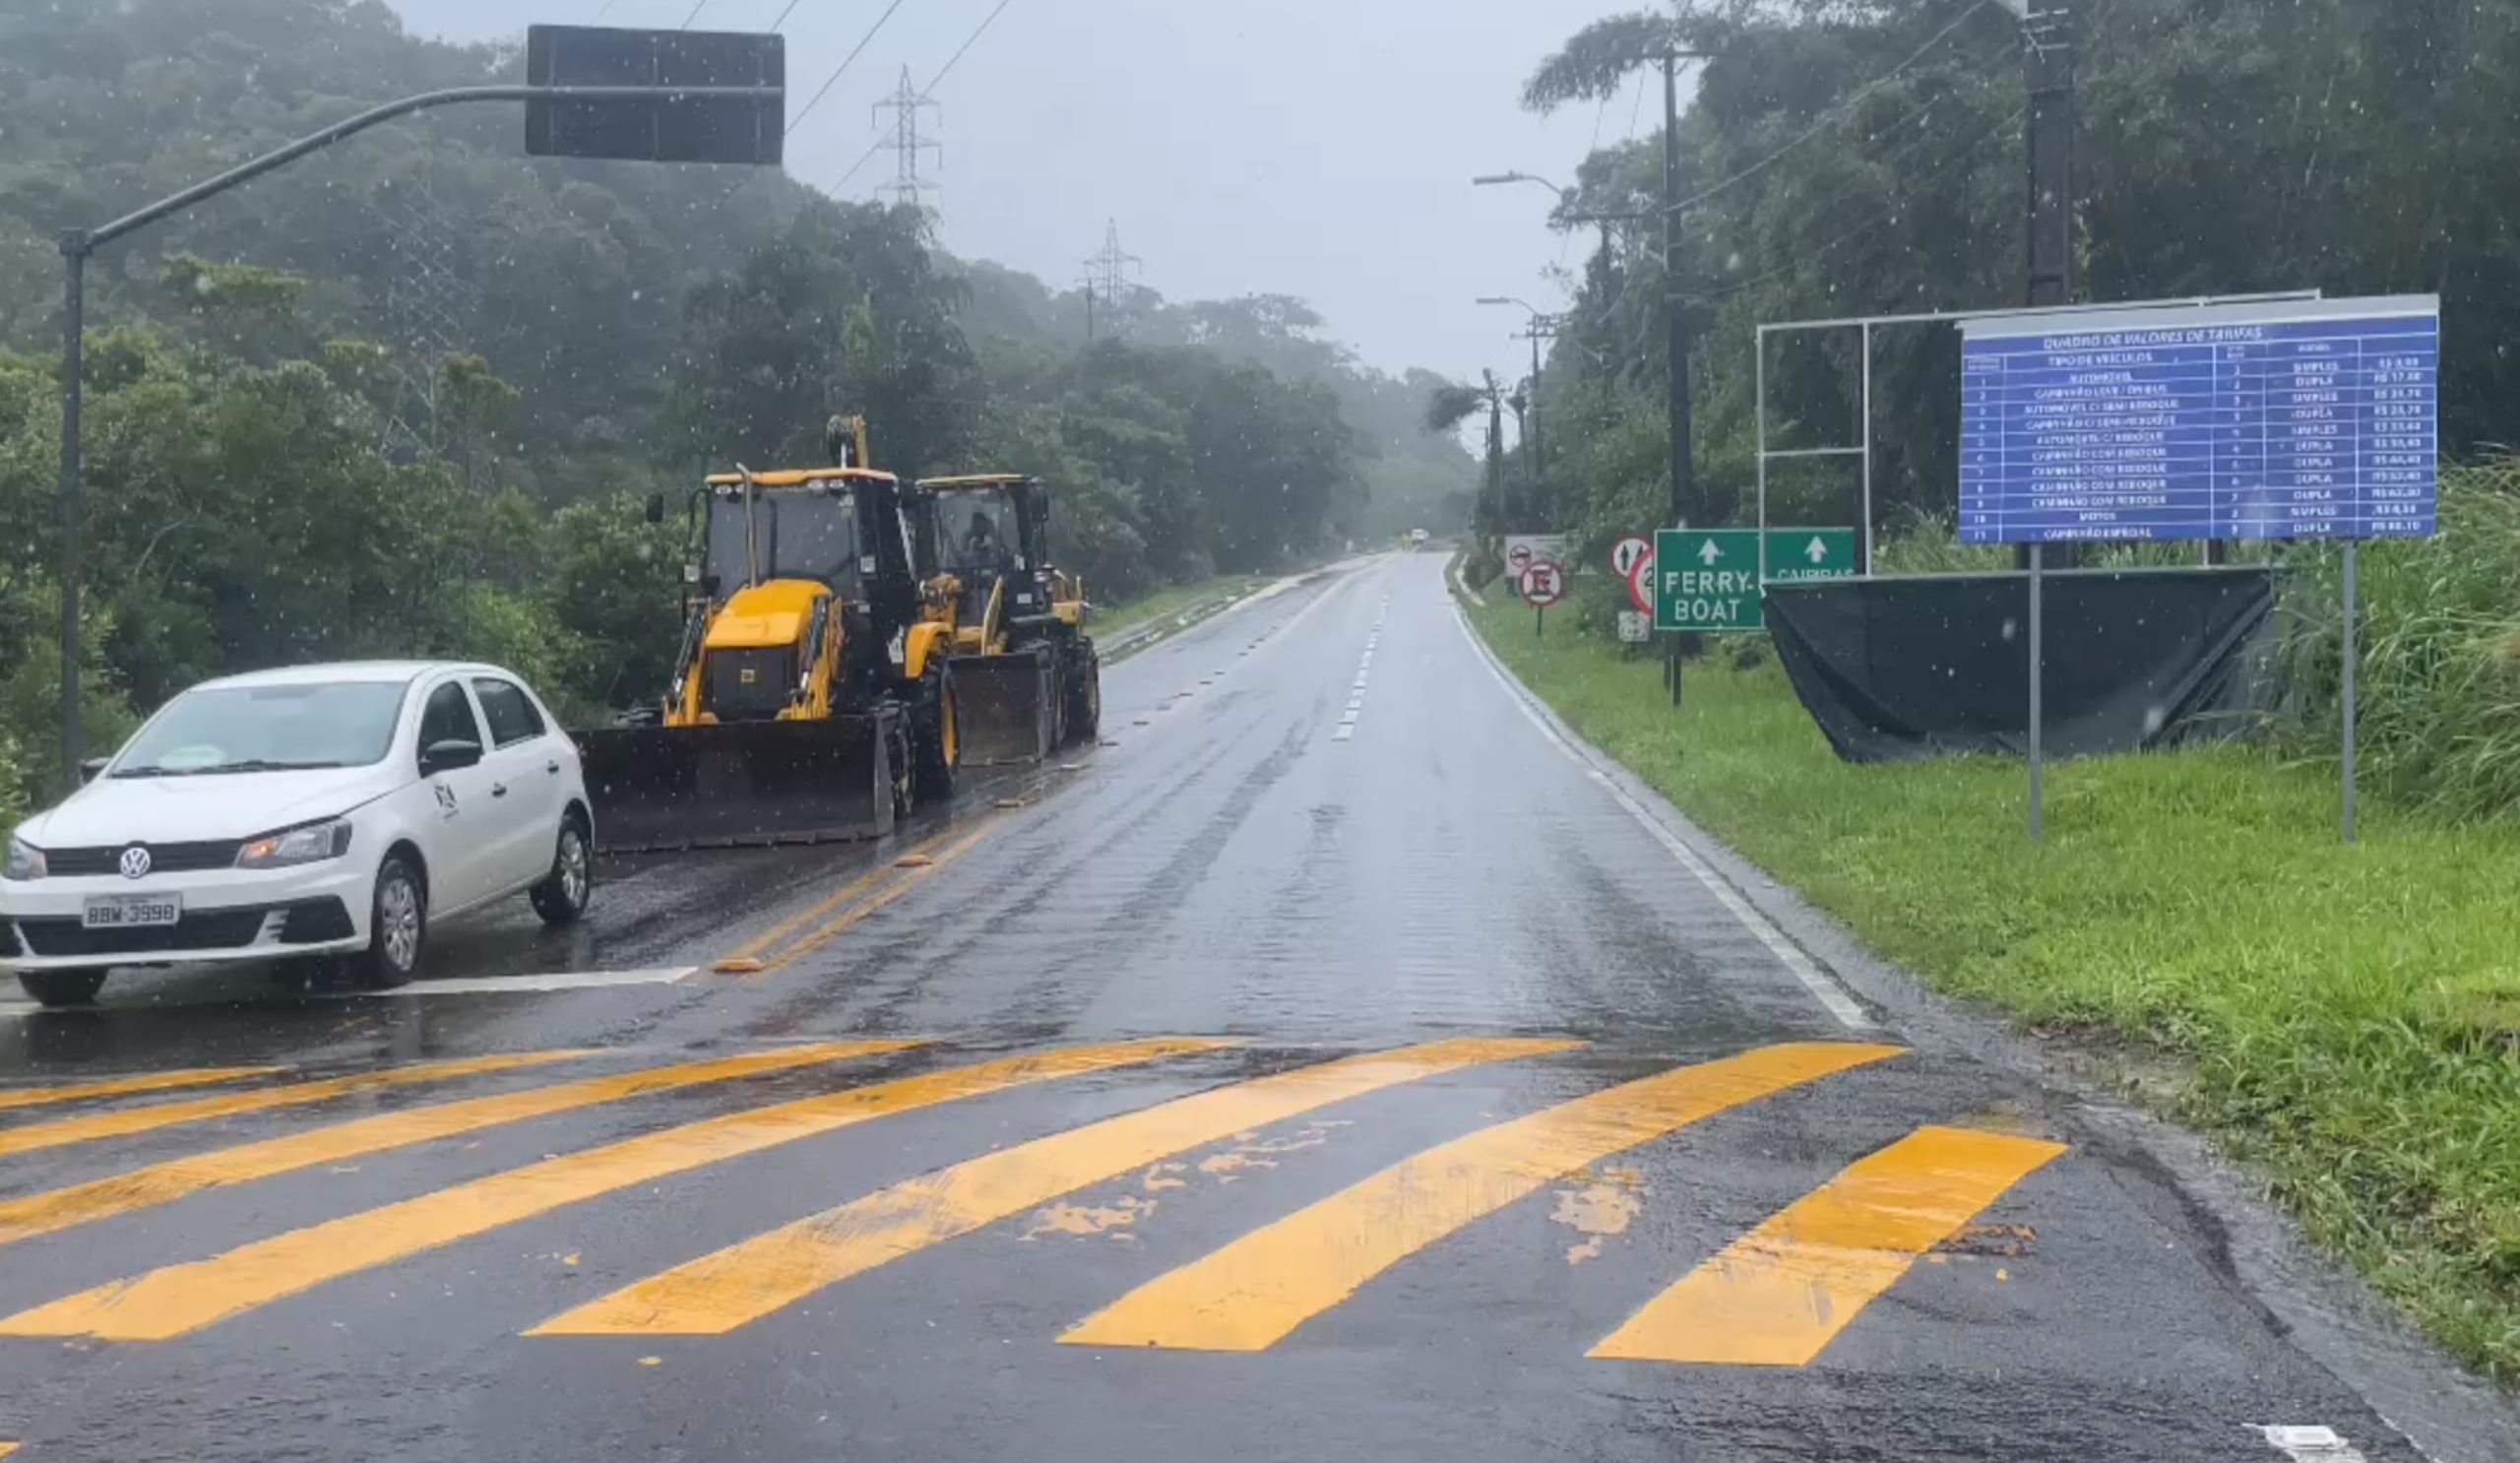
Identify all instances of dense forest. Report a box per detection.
[1465,0,2515,555]
[0,0,1475,819]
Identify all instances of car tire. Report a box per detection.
[530,814,594,926]
[351,854,426,989]
[17,969,107,1008]
[911,661,961,806]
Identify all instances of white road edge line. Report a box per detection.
[2254,1427,2366,1463]
[333,967,702,998]
[1450,602,1872,1031]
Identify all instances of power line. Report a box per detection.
[788,0,914,139]
[1670,0,1998,218]
[929,0,1018,91]
[834,134,891,189]
[834,0,1020,194]
[680,0,710,28]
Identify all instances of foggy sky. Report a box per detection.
[384,0,1666,385]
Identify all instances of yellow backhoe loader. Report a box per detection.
[579,418,962,852]
[912,474,1101,766]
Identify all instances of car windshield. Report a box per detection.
[704,488,859,594]
[110,680,410,777]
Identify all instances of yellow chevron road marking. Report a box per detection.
[0,1039,1223,1341]
[1062,1043,1904,1352]
[530,1037,1580,1337]
[0,1066,280,1113]
[0,1042,914,1249]
[0,1050,586,1161]
[1589,1123,2064,1367]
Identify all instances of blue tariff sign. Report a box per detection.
[1958,295,2439,544]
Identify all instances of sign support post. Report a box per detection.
[2027,543,2045,844]
[2342,541,2359,844]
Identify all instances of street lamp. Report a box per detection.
[1471,171,1570,203]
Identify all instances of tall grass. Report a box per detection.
[1868,462,2520,822]
[2277,459,2520,822]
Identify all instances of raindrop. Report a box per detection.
[1999,617,2019,641]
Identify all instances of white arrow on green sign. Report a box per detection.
[1652,528,1857,632]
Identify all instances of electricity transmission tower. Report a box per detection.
[873,66,942,208]
[370,166,473,459]
[1083,220,1142,339]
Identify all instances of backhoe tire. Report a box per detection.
[911,662,961,808]
[1063,644,1102,744]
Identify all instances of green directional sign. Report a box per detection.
[1764,527,1858,583]
[1653,528,1858,632]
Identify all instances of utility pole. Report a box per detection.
[874,66,941,209]
[1079,276,1096,344]
[2019,0,2076,569]
[1511,318,1559,490]
[1662,52,1694,533]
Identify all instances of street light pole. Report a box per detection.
[48,82,777,788]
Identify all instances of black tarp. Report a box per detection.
[1762,568,2281,764]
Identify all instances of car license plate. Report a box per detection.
[82,893,182,929]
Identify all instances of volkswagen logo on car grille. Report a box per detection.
[118,845,152,879]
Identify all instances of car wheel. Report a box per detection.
[530,814,594,926]
[16,969,107,1007]
[352,854,426,989]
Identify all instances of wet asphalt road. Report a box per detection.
[0,554,2501,1463]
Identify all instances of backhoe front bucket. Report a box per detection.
[580,710,901,854]
[949,647,1055,766]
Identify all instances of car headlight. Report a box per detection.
[237,819,354,869]
[4,836,45,881]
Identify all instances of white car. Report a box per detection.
[0,662,594,1007]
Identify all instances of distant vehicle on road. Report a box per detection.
[1411,529,1430,547]
[0,662,593,1006]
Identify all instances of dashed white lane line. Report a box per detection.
[1332,590,1393,743]
[1450,600,1873,1032]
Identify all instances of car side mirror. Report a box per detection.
[419,738,483,777]
[79,756,109,785]
[645,492,666,524]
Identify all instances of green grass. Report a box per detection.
[1093,572,1275,641]
[1469,594,2520,1385]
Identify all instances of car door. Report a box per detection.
[410,676,505,914]
[471,674,565,893]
